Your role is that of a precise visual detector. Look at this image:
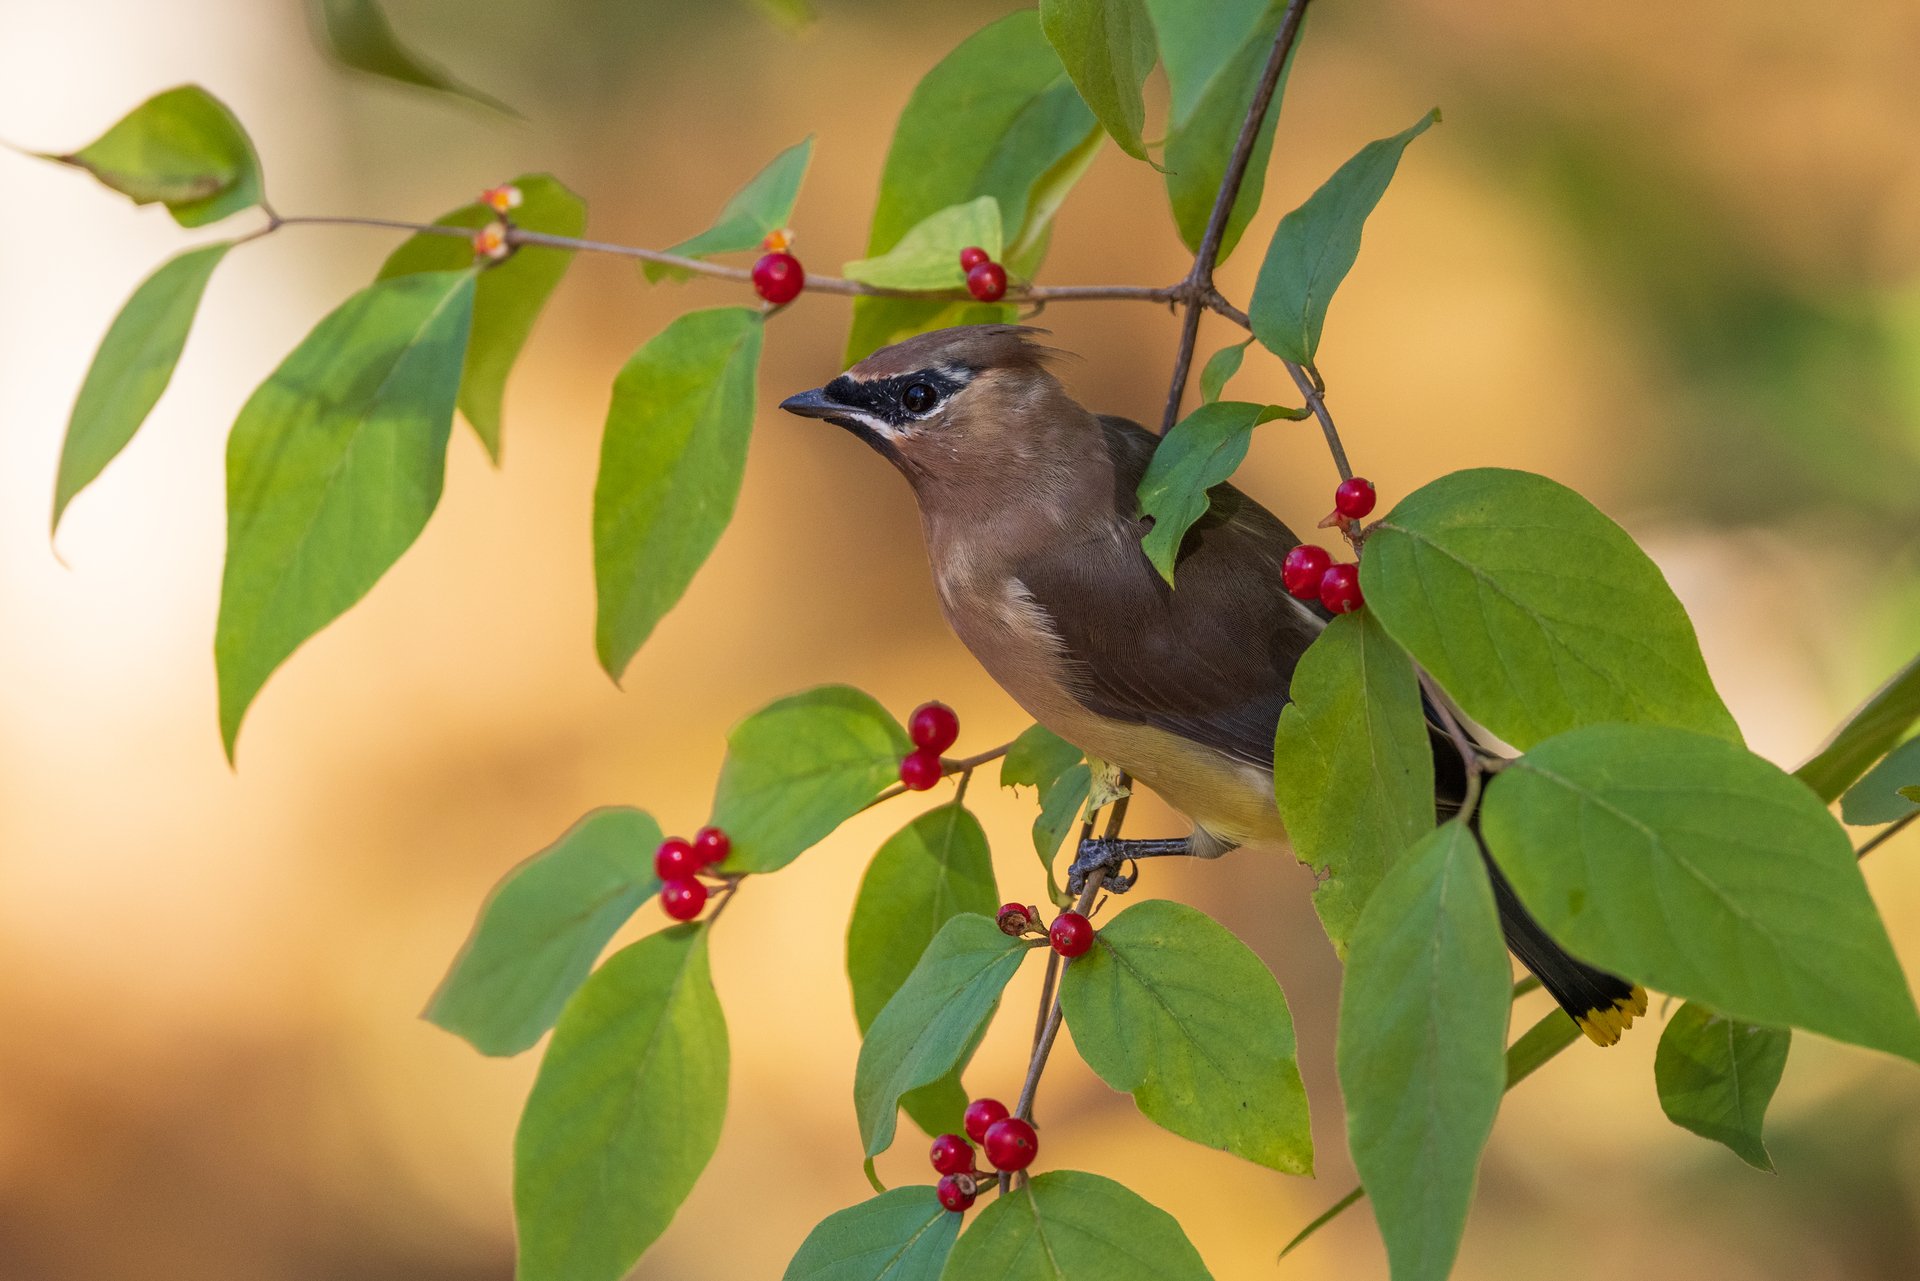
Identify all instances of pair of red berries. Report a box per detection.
[899,701,959,790]
[1284,476,1378,614]
[998,902,1096,957]
[655,827,729,920]
[958,246,1008,303]
[930,1097,1040,1211]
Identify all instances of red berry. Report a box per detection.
[1282,544,1331,600]
[1334,477,1378,520]
[964,1098,1009,1144]
[752,251,805,304]
[958,246,991,271]
[983,1117,1039,1172]
[930,1133,975,1176]
[1320,563,1365,614]
[936,1174,977,1213]
[899,748,944,791]
[691,826,730,867]
[909,701,960,753]
[1048,912,1095,958]
[966,260,1007,302]
[661,876,707,921]
[655,837,698,881]
[996,902,1036,936]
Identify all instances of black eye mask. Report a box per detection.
[823,367,971,427]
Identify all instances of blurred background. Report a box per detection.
[3,0,1919,1276]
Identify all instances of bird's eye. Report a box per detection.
[901,382,938,414]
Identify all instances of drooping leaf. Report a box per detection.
[1032,760,1092,873]
[783,1187,959,1281]
[1001,722,1085,795]
[1040,0,1157,162]
[1481,723,1920,1062]
[710,686,911,875]
[1840,735,1920,827]
[855,915,1029,1162]
[844,198,1003,291]
[1136,400,1303,583]
[1338,820,1511,1281]
[1655,1002,1790,1172]
[647,138,814,284]
[1060,899,1312,1174]
[592,306,763,679]
[1198,339,1251,404]
[311,0,518,114]
[940,1170,1214,1280]
[424,806,661,1056]
[52,85,261,227]
[1250,110,1438,366]
[1795,651,1920,802]
[215,269,475,759]
[53,241,231,533]
[1272,611,1434,955]
[514,925,727,1281]
[378,173,586,460]
[1361,468,1741,751]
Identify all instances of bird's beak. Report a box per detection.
[779,387,838,420]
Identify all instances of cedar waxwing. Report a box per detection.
[781,325,1645,1045]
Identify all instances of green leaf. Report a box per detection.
[1060,899,1312,1174]
[1903,786,1920,804]
[1002,722,1085,793]
[1136,400,1300,583]
[1796,652,1920,802]
[1250,110,1437,366]
[1033,760,1093,869]
[378,173,586,461]
[1504,1008,1579,1089]
[646,138,814,284]
[1002,724,1090,886]
[711,686,911,875]
[847,805,1000,1137]
[424,806,660,1056]
[783,1187,960,1281]
[1481,722,1920,1062]
[1147,0,1299,262]
[1361,468,1741,751]
[514,924,727,1281]
[1841,735,1920,827]
[53,242,231,533]
[940,1170,1214,1280]
[1337,820,1511,1281]
[1271,612,1435,955]
[54,85,261,227]
[1655,1002,1790,1172]
[1040,0,1157,162]
[312,0,518,115]
[847,11,1098,362]
[592,306,763,680]
[1198,339,1251,404]
[216,269,475,759]
[855,915,1028,1161]
[844,198,1003,291]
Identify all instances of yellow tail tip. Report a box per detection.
[1575,986,1649,1047]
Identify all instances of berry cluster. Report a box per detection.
[899,701,958,790]
[470,183,523,263]
[752,229,805,305]
[1283,476,1378,614]
[654,826,730,921]
[996,901,1097,957]
[958,246,1007,303]
[928,1097,1040,1212]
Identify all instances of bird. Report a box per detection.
[780,324,1645,1046]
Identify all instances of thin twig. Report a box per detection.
[1857,810,1918,860]
[860,740,1014,812]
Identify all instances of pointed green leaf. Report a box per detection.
[1198,339,1251,404]
[783,1187,960,1281]
[313,0,518,115]
[1482,723,1920,1062]
[514,924,726,1281]
[647,138,814,284]
[940,1171,1214,1280]
[1338,820,1511,1281]
[1655,1002,1790,1172]
[1796,652,1920,802]
[216,269,476,759]
[1136,400,1302,583]
[592,306,763,679]
[1002,722,1085,794]
[1361,468,1741,751]
[54,241,231,532]
[54,85,261,227]
[1250,109,1437,365]
[1033,760,1092,869]
[844,198,1003,291]
[855,915,1028,1161]
[424,806,661,1056]
[1040,0,1156,162]
[710,685,911,875]
[377,173,585,460]
[1272,611,1435,955]
[1841,736,1920,827]
[1060,899,1312,1173]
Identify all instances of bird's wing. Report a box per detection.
[1011,416,1327,771]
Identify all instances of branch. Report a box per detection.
[860,740,1014,812]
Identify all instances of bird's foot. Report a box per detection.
[1065,836,1193,896]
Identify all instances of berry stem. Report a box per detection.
[859,740,1014,812]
